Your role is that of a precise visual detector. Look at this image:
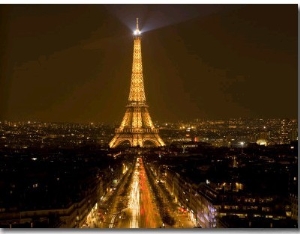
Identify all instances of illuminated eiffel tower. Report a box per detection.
[109,19,165,148]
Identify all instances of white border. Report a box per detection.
[0,2,298,234]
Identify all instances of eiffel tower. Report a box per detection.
[109,18,165,148]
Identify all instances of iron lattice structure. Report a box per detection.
[109,19,165,148]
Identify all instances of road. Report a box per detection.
[114,157,161,228]
[138,157,161,227]
[81,154,193,229]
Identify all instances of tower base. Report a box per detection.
[109,130,165,148]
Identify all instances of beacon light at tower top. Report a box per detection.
[134,29,141,35]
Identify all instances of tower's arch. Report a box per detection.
[115,140,131,148]
[143,139,158,147]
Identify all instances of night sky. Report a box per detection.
[0,4,297,124]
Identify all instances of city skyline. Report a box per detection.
[0,4,297,124]
[0,117,298,228]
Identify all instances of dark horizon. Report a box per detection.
[0,4,297,124]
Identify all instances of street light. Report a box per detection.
[240,141,244,154]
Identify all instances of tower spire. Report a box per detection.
[134,17,141,36]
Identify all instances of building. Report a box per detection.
[158,151,297,228]
[109,19,165,148]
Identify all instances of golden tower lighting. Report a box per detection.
[109,18,165,148]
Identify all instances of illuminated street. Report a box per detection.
[138,157,162,228]
[128,160,140,228]
[115,157,162,228]
[81,156,161,228]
